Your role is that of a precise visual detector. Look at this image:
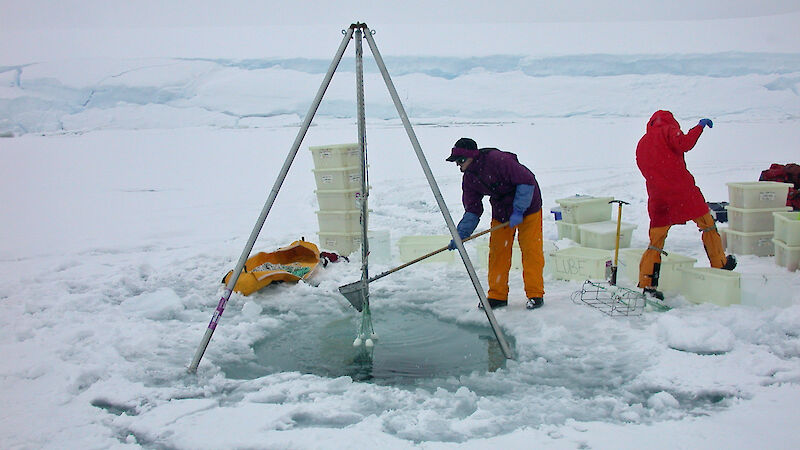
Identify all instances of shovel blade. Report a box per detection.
[339,280,367,312]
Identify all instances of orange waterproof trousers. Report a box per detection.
[488,210,545,300]
[638,212,726,288]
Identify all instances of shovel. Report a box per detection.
[339,222,509,311]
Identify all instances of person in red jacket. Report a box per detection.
[636,110,736,300]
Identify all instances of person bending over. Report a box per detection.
[447,137,545,310]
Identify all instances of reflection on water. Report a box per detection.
[224,309,513,385]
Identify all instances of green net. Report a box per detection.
[251,262,311,278]
[353,292,377,348]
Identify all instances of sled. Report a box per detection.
[222,240,321,295]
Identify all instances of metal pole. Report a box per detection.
[188,27,355,373]
[355,27,370,295]
[362,26,514,359]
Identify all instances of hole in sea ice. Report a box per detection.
[223,308,513,386]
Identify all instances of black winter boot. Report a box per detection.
[526,297,544,309]
[643,287,664,301]
[722,255,737,270]
[478,298,508,309]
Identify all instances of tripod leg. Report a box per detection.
[188,27,356,373]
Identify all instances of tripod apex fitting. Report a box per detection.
[350,22,368,30]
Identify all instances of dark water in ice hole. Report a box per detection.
[224,309,514,385]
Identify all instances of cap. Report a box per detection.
[446,137,479,161]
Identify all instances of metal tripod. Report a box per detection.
[188,22,513,373]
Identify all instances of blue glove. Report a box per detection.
[509,210,524,228]
[448,212,480,250]
[698,118,713,129]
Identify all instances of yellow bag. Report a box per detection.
[222,240,320,295]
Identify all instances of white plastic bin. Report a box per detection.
[773,239,800,272]
[726,205,792,232]
[317,232,361,256]
[555,196,614,224]
[366,230,391,264]
[617,248,697,293]
[721,228,775,257]
[773,211,800,246]
[397,235,454,264]
[677,267,741,306]
[556,221,582,243]
[551,247,612,281]
[315,188,367,211]
[317,230,389,260]
[726,181,793,209]
[312,166,363,191]
[309,143,361,169]
[315,210,363,234]
[578,221,636,250]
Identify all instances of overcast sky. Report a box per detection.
[3,0,800,29]
[2,1,798,62]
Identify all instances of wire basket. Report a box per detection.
[571,280,646,317]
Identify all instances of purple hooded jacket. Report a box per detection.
[461,148,542,222]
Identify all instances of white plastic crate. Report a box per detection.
[397,235,454,264]
[617,248,697,293]
[556,221,582,243]
[726,181,793,209]
[309,143,361,169]
[773,239,800,272]
[740,272,796,307]
[317,232,361,256]
[726,205,792,232]
[315,188,367,211]
[317,230,389,260]
[773,211,800,246]
[475,238,558,276]
[677,267,741,307]
[551,247,612,281]
[555,196,614,224]
[312,166,363,191]
[315,210,363,234]
[721,228,775,257]
[366,230,391,264]
[578,220,636,250]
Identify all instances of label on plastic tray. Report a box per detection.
[759,191,777,201]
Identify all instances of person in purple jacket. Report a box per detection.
[446,138,545,310]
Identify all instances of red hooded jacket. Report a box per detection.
[636,110,709,228]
